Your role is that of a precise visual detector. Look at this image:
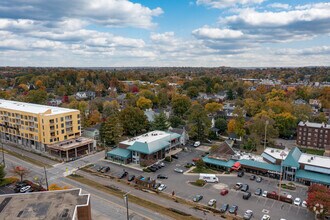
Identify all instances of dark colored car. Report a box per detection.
[250,175,256,180]
[101,166,110,173]
[241,184,249,192]
[256,176,263,183]
[193,195,203,202]
[255,188,262,196]
[149,166,157,172]
[237,171,244,177]
[220,203,229,213]
[97,166,104,172]
[171,154,179,159]
[157,174,168,179]
[228,205,238,214]
[118,171,128,179]
[243,192,251,200]
[220,189,229,196]
[127,175,135,182]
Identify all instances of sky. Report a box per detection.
[0,0,329,67]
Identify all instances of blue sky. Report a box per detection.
[0,0,329,67]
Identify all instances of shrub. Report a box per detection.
[143,168,151,172]
[194,179,206,187]
[164,156,172,162]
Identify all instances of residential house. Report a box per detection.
[75,91,96,100]
[168,127,189,145]
[294,99,307,105]
[82,124,101,143]
[144,109,159,123]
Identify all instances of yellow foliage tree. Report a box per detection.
[227,119,236,134]
[205,102,223,115]
[136,97,152,110]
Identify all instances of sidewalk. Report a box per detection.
[78,170,222,220]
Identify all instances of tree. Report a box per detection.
[87,110,101,126]
[136,97,153,110]
[11,166,30,182]
[169,115,184,128]
[187,86,199,98]
[227,119,236,134]
[227,89,234,100]
[25,89,48,104]
[157,89,169,108]
[311,112,328,123]
[152,112,169,131]
[214,118,227,133]
[205,102,223,115]
[0,165,6,182]
[171,95,191,117]
[119,106,148,136]
[274,112,297,138]
[187,104,211,140]
[103,100,120,118]
[306,184,330,218]
[100,116,123,146]
[293,104,312,122]
[244,98,263,117]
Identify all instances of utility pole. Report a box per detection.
[264,120,269,150]
[1,141,5,167]
[44,166,49,191]
[278,153,285,201]
[123,191,130,220]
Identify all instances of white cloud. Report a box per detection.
[196,0,264,9]
[268,3,291,10]
[192,27,244,39]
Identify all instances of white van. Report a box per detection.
[199,173,219,183]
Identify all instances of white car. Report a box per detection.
[261,214,271,220]
[157,184,167,191]
[302,200,307,208]
[294,197,301,206]
[287,194,293,199]
[208,199,216,206]
[174,168,184,173]
[262,191,268,197]
[20,185,31,193]
[193,141,201,147]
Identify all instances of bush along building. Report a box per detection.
[106,130,181,166]
[0,99,95,161]
[203,145,330,187]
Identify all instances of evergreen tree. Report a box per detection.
[0,165,6,182]
[152,112,169,131]
[187,104,211,140]
[100,116,123,147]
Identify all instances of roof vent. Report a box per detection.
[308,159,311,162]
[271,150,274,153]
[311,157,314,160]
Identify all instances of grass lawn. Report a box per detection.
[2,149,52,168]
[190,167,218,174]
[67,175,199,220]
[300,148,325,156]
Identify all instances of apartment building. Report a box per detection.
[296,121,330,155]
[0,99,95,161]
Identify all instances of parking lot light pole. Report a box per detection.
[264,120,269,150]
[123,191,130,220]
[1,142,5,167]
[44,166,49,191]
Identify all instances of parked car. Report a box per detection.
[101,166,110,173]
[127,175,135,182]
[261,214,271,220]
[241,184,249,192]
[153,183,161,189]
[193,141,201,147]
[208,199,216,206]
[20,185,31,193]
[97,166,104,172]
[193,195,203,202]
[235,183,243,190]
[174,168,184,173]
[256,176,263,183]
[228,205,238,214]
[220,189,229,196]
[250,175,256,180]
[192,158,200,162]
[243,210,253,220]
[262,190,268,197]
[220,203,229,213]
[243,192,251,200]
[302,200,307,208]
[157,174,168,179]
[159,162,165,167]
[118,171,128,179]
[237,171,244,177]
[158,184,167,191]
[255,188,262,196]
[149,166,157,172]
[294,197,301,206]
[171,154,179,159]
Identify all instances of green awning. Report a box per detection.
[296,170,330,185]
[203,156,236,168]
[127,140,169,154]
[107,148,131,159]
[239,159,281,173]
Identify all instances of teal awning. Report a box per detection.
[239,159,281,173]
[296,170,330,185]
[282,147,301,168]
[107,148,131,159]
[127,140,169,154]
[203,156,235,168]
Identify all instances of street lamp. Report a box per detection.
[123,191,130,220]
[1,141,5,167]
[264,120,269,150]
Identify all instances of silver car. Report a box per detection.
[174,168,184,173]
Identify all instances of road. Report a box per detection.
[3,150,169,220]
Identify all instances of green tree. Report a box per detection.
[187,86,199,98]
[119,106,148,136]
[187,104,211,140]
[152,112,169,131]
[103,100,120,118]
[214,118,227,133]
[25,89,48,104]
[100,116,123,147]
[0,165,6,182]
[171,95,191,117]
[274,112,297,138]
[169,115,184,128]
[205,102,223,115]
[157,89,169,108]
[227,89,234,100]
[136,97,153,110]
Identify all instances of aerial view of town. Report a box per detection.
[0,0,329,220]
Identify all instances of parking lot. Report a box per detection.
[93,147,313,220]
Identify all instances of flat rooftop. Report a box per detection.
[298,153,330,169]
[120,130,171,146]
[47,137,94,151]
[298,121,330,129]
[0,99,78,116]
[0,188,89,220]
[264,148,289,160]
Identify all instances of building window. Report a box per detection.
[50,139,53,143]
[61,117,64,122]
[62,130,64,134]
[61,123,64,128]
